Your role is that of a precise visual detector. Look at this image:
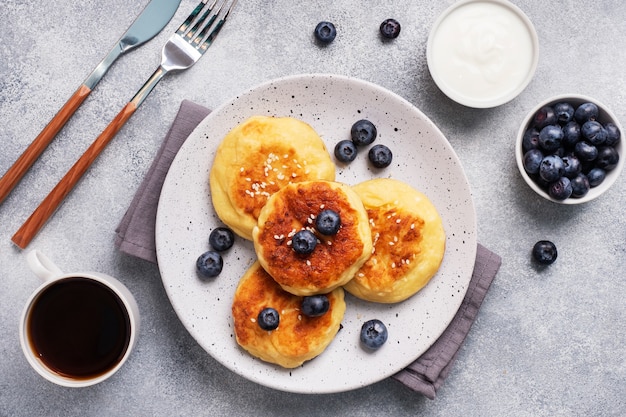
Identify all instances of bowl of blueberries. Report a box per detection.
[516,94,623,204]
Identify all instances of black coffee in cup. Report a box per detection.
[26,277,132,380]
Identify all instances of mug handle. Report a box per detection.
[26,250,64,281]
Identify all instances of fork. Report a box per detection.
[12,0,237,249]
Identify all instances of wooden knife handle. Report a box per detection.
[0,84,92,205]
[12,102,137,249]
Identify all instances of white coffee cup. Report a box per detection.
[19,250,140,387]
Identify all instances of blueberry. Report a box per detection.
[360,319,388,350]
[574,141,598,162]
[581,121,607,146]
[574,102,599,124]
[532,106,556,129]
[561,154,582,178]
[314,21,336,44]
[522,128,540,152]
[379,18,401,39]
[301,295,330,317]
[196,251,223,278]
[334,139,358,163]
[570,173,590,198]
[368,144,393,168]
[539,155,564,183]
[209,227,235,251]
[587,168,606,187]
[553,102,575,125]
[561,121,581,148]
[258,308,280,331]
[351,119,377,146]
[538,125,563,151]
[291,230,317,255]
[548,177,573,200]
[595,146,619,170]
[315,209,341,235]
[532,240,558,265]
[523,149,543,174]
[604,122,621,146]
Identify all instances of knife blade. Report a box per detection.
[0,0,181,205]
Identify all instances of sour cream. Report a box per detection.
[427,0,538,108]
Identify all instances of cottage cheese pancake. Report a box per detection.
[252,180,372,296]
[345,178,446,303]
[231,262,346,369]
[210,116,335,240]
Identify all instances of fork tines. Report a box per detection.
[177,0,237,51]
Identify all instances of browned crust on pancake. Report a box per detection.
[233,145,310,221]
[232,262,345,368]
[253,181,371,295]
[345,178,446,303]
[360,206,424,289]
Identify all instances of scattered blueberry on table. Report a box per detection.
[314,21,336,44]
[532,240,558,265]
[379,18,401,39]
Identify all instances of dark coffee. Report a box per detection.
[27,277,131,380]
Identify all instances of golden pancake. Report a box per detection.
[344,178,446,303]
[209,116,335,240]
[232,261,346,369]
[252,180,372,296]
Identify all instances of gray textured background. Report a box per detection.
[1,0,625,416]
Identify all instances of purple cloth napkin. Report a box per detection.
[115,100,502,399]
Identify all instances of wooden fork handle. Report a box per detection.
[0,84,92,205]
[12,102,137,249]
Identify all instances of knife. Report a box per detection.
[0,0,181,205]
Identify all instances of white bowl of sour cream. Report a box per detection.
[427,0,539,108]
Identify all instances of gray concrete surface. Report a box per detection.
[1,0,625,416]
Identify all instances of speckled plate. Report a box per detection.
[155,74,477,394]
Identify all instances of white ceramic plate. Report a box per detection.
[155,74,477,394]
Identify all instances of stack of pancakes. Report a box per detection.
[210,115,446,368]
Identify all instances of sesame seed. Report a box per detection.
[410,223,415,229]
[396,219,401,224]
[392,262,396,268]
[306,260,311,266]
[320,204,325,209]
